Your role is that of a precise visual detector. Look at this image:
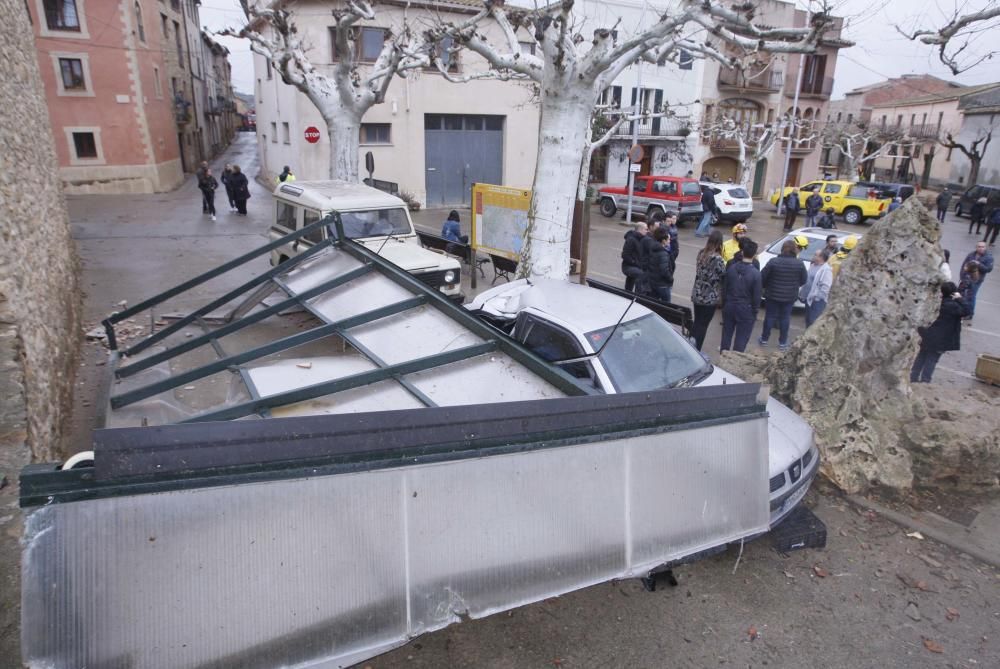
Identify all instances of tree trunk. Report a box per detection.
[519,92,593,281]
[968,157,981,186]
[324,108,362,182]
[738,159,755,188]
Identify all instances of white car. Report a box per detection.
[758,227,862,306]
[701,181,753,223]
[467,278,819,528]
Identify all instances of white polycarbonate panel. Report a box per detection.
[406,354,568,404]
[280,247,367,296]
[349,305,485,366]
[22,418,768,669]
[307,270,415,324]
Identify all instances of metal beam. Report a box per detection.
[116,263,374,379]
[111,296,428,409]
[179,341,498,423]
[120,237,334,356]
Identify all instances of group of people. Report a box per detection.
[196,161,252,217]
[781,188,840,230]
[620,211,680,303]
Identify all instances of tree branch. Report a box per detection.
[897,6,1000,75]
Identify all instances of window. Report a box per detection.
[823,183,842,194]
[433,35,458,72]
[519,41,536,56]
[43,0,80,31]
[301,210,324,244]
[880,115,887,128]
[518,317,593,381]
[282,122,290,144]
[270,122,277,142]
[937,111,944,129]
[275,202,297,231]
[257,78,262,103]
[652,180,677,195]
[160,13,167,37]
[800,54,827,95]
[910,113,916,126]
[634,179,647,192]
[134,1,145,42]
[360,123,391,144]
[72,131,97,158]
[153,66,162,97]
[331,26,387,62]
[598,85,622,108]
[174,21,183,66]
[678,48,693,70]
[59,57,85,89]
[847,113,853,124]
[836,111,842,123]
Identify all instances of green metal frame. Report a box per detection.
[100,214,591,426]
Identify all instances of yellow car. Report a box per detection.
[769,180,891,225]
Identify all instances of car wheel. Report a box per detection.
[646,205,661,221]
[955,204,963,217]
[843,207,862,225]
[599,198,617,218]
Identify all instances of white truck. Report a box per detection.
[270,180,463,300]
[467,278,819,527]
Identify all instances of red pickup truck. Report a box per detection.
[598,175,703,222]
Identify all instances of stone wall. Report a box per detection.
[0,0,82,462]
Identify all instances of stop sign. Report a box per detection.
[304,126,321,143]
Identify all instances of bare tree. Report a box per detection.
[701,115,814,187]
[820,121,908,180]
[940,127,993,186]
[223,0,427,181]
[432,1,842,280]
[898,5,1000,75]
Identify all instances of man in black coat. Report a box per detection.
[783,189,801,231]
[758,239,808,351]
[646,227,675,302]
[720,238,762,353]
[910,282,971,382]
[621,222,647,292]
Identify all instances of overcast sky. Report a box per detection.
[198,0,1000,98]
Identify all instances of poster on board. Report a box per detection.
[471,184,531,262]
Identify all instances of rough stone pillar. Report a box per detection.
[0,0,82,461]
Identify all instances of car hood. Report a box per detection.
[701,367,814,478]
[358,239,453,272]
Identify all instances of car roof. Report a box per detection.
[642,175,698,182]
[273,180,407,211]
[475,278,653,333]
[700,181,747,190]
[779,227,862,240]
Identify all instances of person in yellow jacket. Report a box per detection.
[276,166,296,184]
[721,223,749,263]
[829,234,858,279]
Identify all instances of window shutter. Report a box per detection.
[652,89,664,135]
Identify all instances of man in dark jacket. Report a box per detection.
[646,228,675,302]
[782,190,800,231]
[696,186,716,237]
[720,238,762,353]
[961,240,994,319]
[621,222,647,292]
[758,239,808,351]
[910,282,971,382]
[663,211,680,261]
[969,197,987,235]
[983,206,1000,246]
[805,189,823,226]
[935,188,952,223]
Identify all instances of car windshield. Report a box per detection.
[682,181,702,196]
[587,313,708,392]
[726,187,750,198]
[334,208,411,239]
[766,235,832,258]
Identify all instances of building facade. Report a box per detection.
[947,87,1000,188]
[29,0,184,193]
[202,32,238,158]
[867,83,1000,188]
[692,0,844,197]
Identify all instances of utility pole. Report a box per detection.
[778,0,811,214]
[624,61,644,224]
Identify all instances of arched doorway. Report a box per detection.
[701,156,739,183]
[752,158,768,197]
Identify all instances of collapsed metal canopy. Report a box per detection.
[100,214,591,428]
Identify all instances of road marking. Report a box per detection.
[936,365,977,381]
[964,326,1000,339]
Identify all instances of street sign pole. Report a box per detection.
[624,61,644,225]
[777,0,810,216]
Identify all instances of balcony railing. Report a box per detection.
[787,74,834,98]
[718,68,783,93]
[598,110,691,138]
[908,124,941,140]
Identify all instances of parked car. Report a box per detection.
[269,180,463,300]
[769,179,891,225]
[701,181,753,222]
[955,184,1000,217]
[467,278,819,528]
[757,227,863,306]
[857,181,915,201]
[598,175,703,222]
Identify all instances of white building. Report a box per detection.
[252,0,541,208]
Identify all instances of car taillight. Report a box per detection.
[879,203,885,211]
[724,199,734,205]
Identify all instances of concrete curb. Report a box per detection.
[846,494,1000,570]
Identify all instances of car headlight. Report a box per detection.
[444,270,457,284]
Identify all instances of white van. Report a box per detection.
[270,181,462,300]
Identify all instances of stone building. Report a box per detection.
[202,32,238,158]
